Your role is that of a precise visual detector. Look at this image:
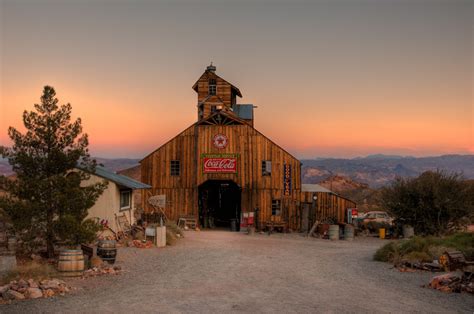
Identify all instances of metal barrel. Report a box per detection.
[97,240,117,264]
[329,225,339,240]
[402,225,414,238]
[344,224,354,241]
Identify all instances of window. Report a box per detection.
[209,79,216,95]
[262,160,272,176]
[211,105,217,113]
[170,160,180,176]
[120,190,131,210]
[271,199,281,216]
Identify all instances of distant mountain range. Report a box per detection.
[301,154,474,188]
[1,154,473,189]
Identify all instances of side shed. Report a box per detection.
[300,184,356,232]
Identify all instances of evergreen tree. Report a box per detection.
[0,86,107,257]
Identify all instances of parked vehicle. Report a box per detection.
[360,211,394,225]
[355,211,394,234]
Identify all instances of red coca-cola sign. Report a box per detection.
[202,154,239,173]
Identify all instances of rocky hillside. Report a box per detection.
[317,175,380,212]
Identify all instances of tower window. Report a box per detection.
[209,79,216,95]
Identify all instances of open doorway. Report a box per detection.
[198,180,241,231]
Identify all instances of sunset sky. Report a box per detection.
[1,0,472,159]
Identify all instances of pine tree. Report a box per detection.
[0,86,107,257]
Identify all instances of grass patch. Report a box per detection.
[0,261,58,285]
[374,232,474,263]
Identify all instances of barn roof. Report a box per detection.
[301,184,333,193]
[78,165,151,190]
[192,70,242,97]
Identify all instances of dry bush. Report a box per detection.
[1,261,58,285]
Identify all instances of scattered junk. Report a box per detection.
[0,278,71,303]
[115,213,145,241]
[265,215,288,234]
[439,251,473,272]
[129,240,153,249]
[145,223,166,248]
[177,216,197,231]
[427,272,473,294]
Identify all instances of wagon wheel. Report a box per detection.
[439,254,449,271]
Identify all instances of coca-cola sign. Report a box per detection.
[202,154,239,173]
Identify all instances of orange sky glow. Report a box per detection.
[1,1,472,159]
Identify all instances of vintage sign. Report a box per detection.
[283,164,291,196]
[212,133,228,149]
[202,154,239,173]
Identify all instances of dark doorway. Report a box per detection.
[198,180,241,231]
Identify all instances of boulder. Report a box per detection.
[40,279,60,290]
[0,285,9,295]
[4,289,25,300]
[27,279,39,288]
[26,288,43,299]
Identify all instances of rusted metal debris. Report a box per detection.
[427,272,473,294]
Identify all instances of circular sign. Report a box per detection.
[213,133,228,149]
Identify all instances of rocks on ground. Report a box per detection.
[82,265,123,278]
[0,278,71,304]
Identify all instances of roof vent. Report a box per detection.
[206,62,216,73]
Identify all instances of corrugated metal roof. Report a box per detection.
[301,184,333,193]
[234,104,254,120]
[79,165,151,190]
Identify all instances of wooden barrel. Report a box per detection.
[344,225,354,241]
[403,225,414,238]
[57,250,84,277]
[97,240,117,264]
[329,225,339,240]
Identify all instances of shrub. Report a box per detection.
[380,171,474,236]
[374,242,398,262]
[374,232,474,263]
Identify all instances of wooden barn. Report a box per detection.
[140,64,355,231]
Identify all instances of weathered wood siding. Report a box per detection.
[300,192,357,225]
[140,122,302,229]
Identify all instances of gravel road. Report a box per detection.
[2,231,473,313]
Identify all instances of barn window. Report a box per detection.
[262,160,272,176]
[271,199,281,216]
[120,190,131,210]
[209,79,216,95]
[170,160,180,176]
[211,105,217,113]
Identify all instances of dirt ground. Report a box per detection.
[2,231,473,313]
